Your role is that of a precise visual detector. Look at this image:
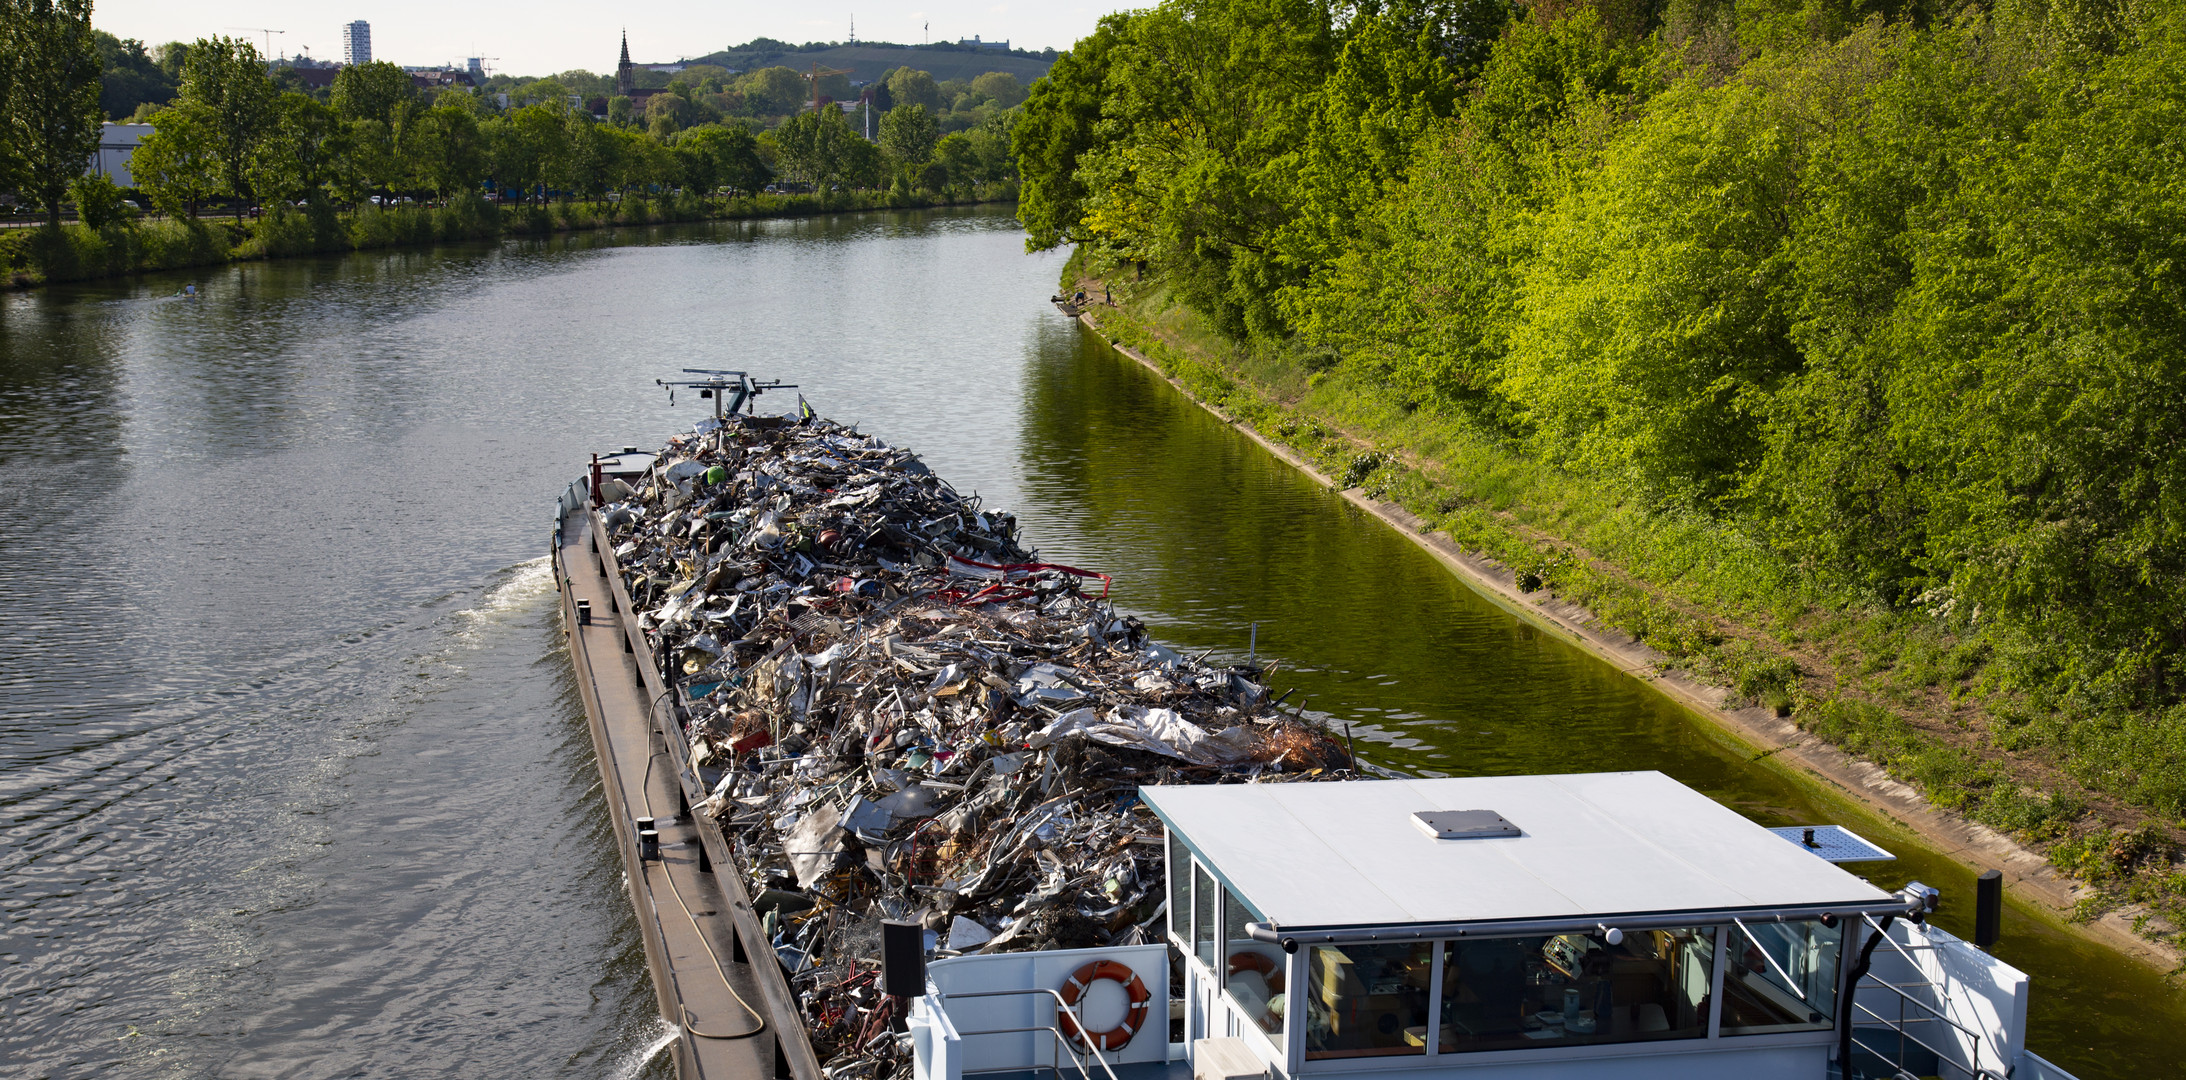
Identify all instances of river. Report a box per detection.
[0,207,2176,1079]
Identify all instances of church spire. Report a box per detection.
[616,29,635,96]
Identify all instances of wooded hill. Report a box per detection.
[686,40,1057,87]
[1017,0,2186,943]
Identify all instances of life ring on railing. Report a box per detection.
[1057,959,1150,1053]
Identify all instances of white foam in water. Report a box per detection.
[446,556,556,647]
[610,1018,679,1080]
[465,556,554,619]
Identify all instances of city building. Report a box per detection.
[89,123,151,188]
[341,20,370,66]
[958,35,1010,51]
[409,68,476,91]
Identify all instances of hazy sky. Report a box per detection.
[93,1,1115,76]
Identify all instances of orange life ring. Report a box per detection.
[1227,951,1275,978]
[1057,959,1150,1053]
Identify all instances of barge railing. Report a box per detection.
[937,988,1126,1080]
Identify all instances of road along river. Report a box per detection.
[0,206,2177,1078]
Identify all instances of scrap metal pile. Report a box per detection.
[597,412,1353,1077]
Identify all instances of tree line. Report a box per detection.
[0,5,1025,232]
[1019,0,2186,819]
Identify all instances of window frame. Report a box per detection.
[1283,925,1841,1073]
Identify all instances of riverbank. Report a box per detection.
[0,183,1019,290]
[1061,257,2186,975]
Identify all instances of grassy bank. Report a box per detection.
[1,182,1019,288]
[1066,249,2186,958]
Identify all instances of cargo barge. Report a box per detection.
[555,374,2081,1080]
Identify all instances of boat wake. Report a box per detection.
[448,556,556,646]
[608,1018,678,1080]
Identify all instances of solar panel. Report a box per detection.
[1768,825,1896,863]
[1412,809,1521,840]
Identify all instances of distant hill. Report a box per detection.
[684,40,1056,85]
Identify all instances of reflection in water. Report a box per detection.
[0,207,2174,1079]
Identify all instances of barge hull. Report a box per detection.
[555,497,822,1080]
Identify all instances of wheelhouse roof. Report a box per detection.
[1139,771,1893,929]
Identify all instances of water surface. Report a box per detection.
[0,208,2173,1079]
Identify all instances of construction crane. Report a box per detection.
[805,60,854,113]
[224,27,286,57]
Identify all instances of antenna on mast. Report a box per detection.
[655,370,798,421]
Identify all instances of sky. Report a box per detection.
[92,1,1116,77]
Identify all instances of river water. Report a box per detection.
[0,207,2176,1079]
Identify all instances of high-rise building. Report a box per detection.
[341,21,371,66]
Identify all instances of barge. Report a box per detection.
[555,375,2081,1080]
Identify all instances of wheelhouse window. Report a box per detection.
[1438,928,1713,1053]
[1722,918,1842,1035]
[1192,861,1217,968]
[1168,830,1189,944]
[1303,942,1432,1059]
[1222,888,1284,1037]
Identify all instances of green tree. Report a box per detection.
[1073,0,1342,337]
[879,103,938,174]
[1015,14,1128,249]
[885,67,944,111]
[514,77,571,110]
[969,71,1027,108]
[5,0,105,227]
[178,36,275,216]
[645,92,707,136]
[130,101,225,216]
[330,60,415,124]
[608,125,670,195]
[676,124,769,195]
[341,118,400,204]
[96,31,176,119]
[1269,0,1511,285]
[491,102,570,203]
[1287,8,1660,417]
[738,66,806,115]
[154,40,187,83]
[838,128,884,189]
[963,111,1017,182]
[934,132,978,185]
[405,99,486,201]
[771,105,867,188]
[69,170,127,228]
[249,92,348,205]
[558,113,617,203]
